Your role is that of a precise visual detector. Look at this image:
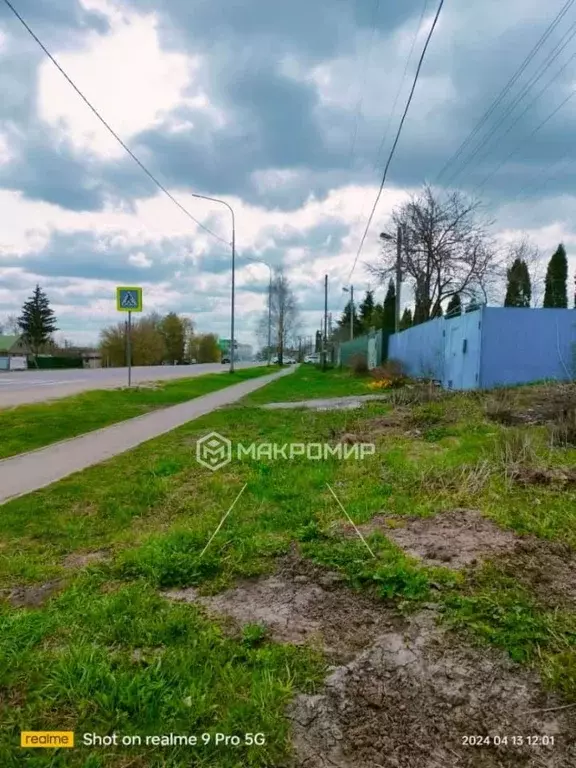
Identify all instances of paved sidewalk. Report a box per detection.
[0,367,293,506]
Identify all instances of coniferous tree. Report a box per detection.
[543,244,568,308]
[17,284,58,360]
[431,302,443,318]
[382,279,396,333]
[399,307,413,330]
[337,300,360,339]
[446,293,462,317]
[504,258,531,307]
[358,290,376,333]
[371,302,384,329]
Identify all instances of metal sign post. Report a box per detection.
[116,286,143,387]
[126,310,132,387]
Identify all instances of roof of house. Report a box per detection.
[0,335,21,351]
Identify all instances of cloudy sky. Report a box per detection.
[0,0,575,347]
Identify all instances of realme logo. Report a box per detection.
[21,731,74,748]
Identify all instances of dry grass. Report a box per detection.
[548,404,576,448]
[496,428,540,469]
[386,382,445,407]
[484,388,519,426]
[492,427,576,488]
[419,459,492,498]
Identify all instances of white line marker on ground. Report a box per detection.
[326,482,376,559]
[200,483,248,558]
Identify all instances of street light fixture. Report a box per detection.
[379,226,403,333]
[342,285,354,340]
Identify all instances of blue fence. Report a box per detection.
[387,307,576,390]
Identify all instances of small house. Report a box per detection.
[0,335,28,371]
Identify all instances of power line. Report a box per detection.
[435,0,576,185]
[348,0,382,164]
[343,0,428,321]
[353,0,429,231]
[0,0,230,246]
[445,14,576,185]
[474,85,576,193]
[348,0,445,283]
[508,149,575,204]
[370,0,429,174]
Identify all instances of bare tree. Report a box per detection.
[257,269,300,364]
[369,185,498,323]
[0,313,22,335]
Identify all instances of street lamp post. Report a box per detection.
[342,285,354,340]
[380,225,403,333]
[189,193,236,373]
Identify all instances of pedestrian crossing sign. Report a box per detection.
[116,286,143,312]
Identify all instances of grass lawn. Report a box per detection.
[0,377,575,765]
[0,366,275,460]
[243,363,373,404]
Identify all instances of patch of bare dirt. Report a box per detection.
[340,509,521,569]
[363,409,411,435]
[165,556,400,662]
[0,580,63,608]
[508,466,576,488]
[163,550,576,766]
[493,538,576,609]
[120,382,165,391]
[262,395,390,412]
[62,549,109,568]
[485,383,576,429]
[288,609,576,768]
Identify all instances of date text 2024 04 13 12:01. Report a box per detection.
[462,735,555,747]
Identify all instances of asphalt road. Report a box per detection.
[0,362,258,407]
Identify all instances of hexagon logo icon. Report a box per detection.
[196,432,232,471]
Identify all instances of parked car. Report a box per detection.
[221,356,230,364]
[304,354,319,364]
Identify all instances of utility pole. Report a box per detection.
[395,225,403,334]
[267,272,272,365]
[350,286,354,340]
[323,275,328,371]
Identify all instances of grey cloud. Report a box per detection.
[0,0,110,42]
[1,0,576,241]
[105,0,576,211]
[3,231,198,283]
[0,130,110,210]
